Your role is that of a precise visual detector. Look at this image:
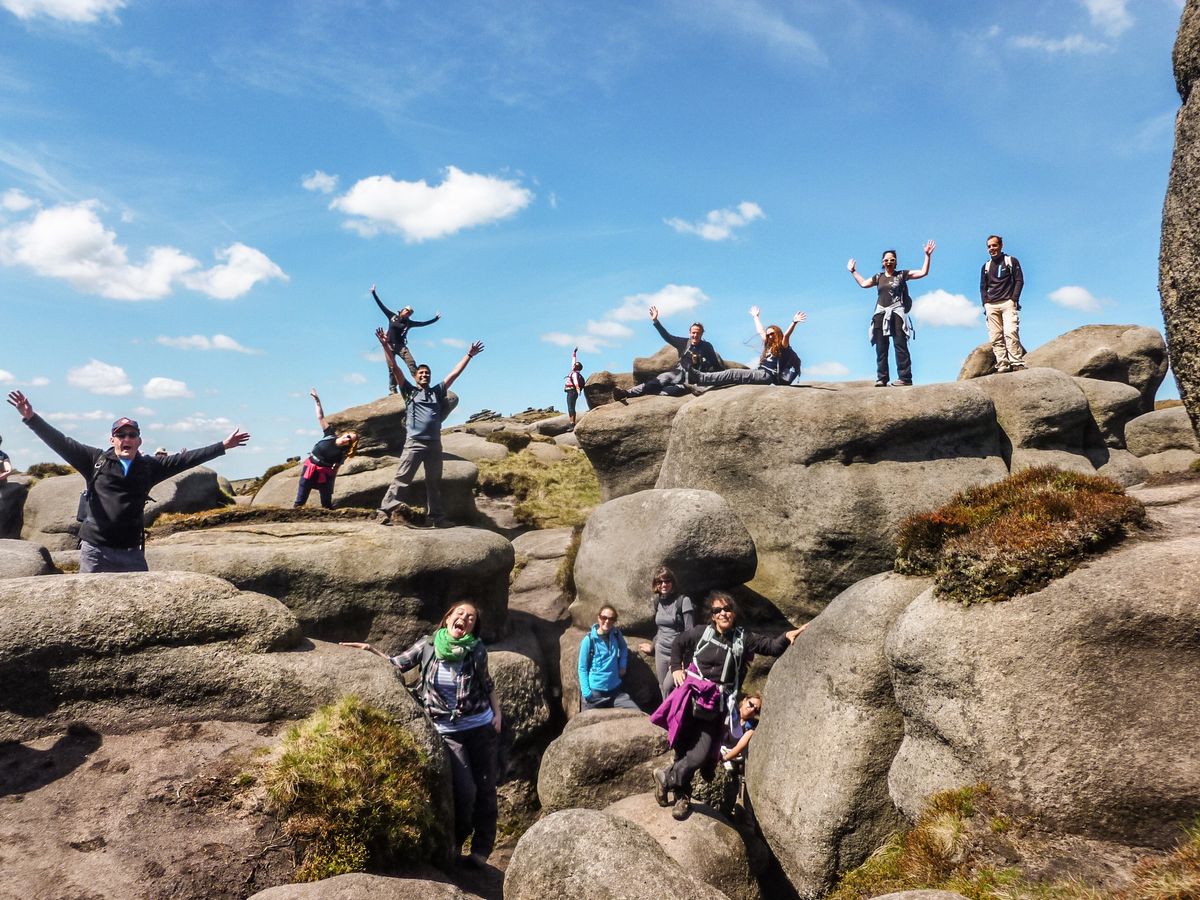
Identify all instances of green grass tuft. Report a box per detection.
[895,467,1145,605]
[477,448,599,529]
[23,462,74,481]
[262,696,445,882]
[485,430,532,452]
[556,525,583,595]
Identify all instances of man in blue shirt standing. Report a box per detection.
[578,605,639,711]
[374,328,484,528]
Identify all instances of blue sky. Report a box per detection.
[0,0,1185,478]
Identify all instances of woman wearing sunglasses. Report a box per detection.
[637,566,696,700]
[650,592,806,820]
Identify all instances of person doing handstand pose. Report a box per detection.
[372,283,441,392]
[687,307,806,389]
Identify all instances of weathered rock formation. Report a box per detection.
[144,522,513,646]
[248,874,471,899]
[0,537,54,578]
[1022,325,1168,414]
[574,395,688,501]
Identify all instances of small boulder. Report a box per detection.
[553,431,579,448]
[1023,325,1168,413]
[0,539,54,578]
[969,368,1091,454]
[571,489,757,635]
[505,808,729,900]
[536,709,670,812]
[634,344,684,380]
[1135,448,1200,475]
[957,342,997,380]
[524,441,565,464]
[575,395,689,500]
[532,414,575,437]
[440,431,509,462]
[1073,377,1144,449]
[582,370,637,409]
[1124,405,1200,457]
[1086,448,1150,487]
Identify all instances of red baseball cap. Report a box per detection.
[111,417,140,435]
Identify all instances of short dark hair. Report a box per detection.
[882,249,897,260]
[415,364,431,374]
[690,322,705,332]
[987,234,1003,246]
[706,591,739,618]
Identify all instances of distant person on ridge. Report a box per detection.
[6,390,250,573]
[578,605,639,711]
[371,282,441,393]
[294,388,359,509]
[847,241,935,387]
[980,235,1026,373]
[612,307,723,400]
[687,306,806,389]
[564,346,585,428]
[373,328,483,528]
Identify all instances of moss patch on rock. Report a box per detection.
[22,462,74,481]
[895,467,1145,605]
[476,449,599,529]
[148,504,379,537]
[262,696,445,882]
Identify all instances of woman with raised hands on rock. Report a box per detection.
[341,600,501,869]
[846,241,935,387]
[649,592,806,821]
[637,566,695,700]
[294,388,359,510]
[685,307,806,389]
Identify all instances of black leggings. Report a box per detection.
[440,723,499,857]
[294,473,334,509]
[665,717,722,797]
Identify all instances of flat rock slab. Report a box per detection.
[145,521,513,647]
[0,538,54,578]
[249,874,473,899]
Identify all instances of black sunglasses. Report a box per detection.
[114,431,140,439]
[711,606,733,615]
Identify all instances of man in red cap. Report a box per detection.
[6,391,250,573]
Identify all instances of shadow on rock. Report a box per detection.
[0,722,102,797]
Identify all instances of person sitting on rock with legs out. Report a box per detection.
[6,390,250,573]
[980,234,1026,373]
[687,307,806,390]
[578,605,640,711]
[650,592,806,821]
[847,241,935,387]
[612,306,723,400]
[372,282,441,393]
[294,388,359,510]
[373,328,483,528]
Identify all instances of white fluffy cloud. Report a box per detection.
[1,189,36,212]
[1082,0,1132,37]
[67,359,132,395]
[665,201,765,241]
[301,170,339,194]
[0,201,286,300]
[1049,285,1102,311]
[43,409,112,422]
[804,361,851,378]
[0,369,11,382]
[540,332,607,354]
[585,319,634,339]
[164,414,235,434]
[143,377,193,399]
[157,334,259,354]
[440,337,468,349]
[910,290,981,327]
[541,284,710,354]
[180,243,288,300]
[1,0,124,22]
[331,166,533,242]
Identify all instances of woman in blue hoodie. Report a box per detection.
[578,605,639,710]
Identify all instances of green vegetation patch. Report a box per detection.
[556,525,583,595]
[149,505,376,537]
[477,448,600,529]
[23,462,74,481]
[895,467,1145,605]
[832,787,1200,900]
[485,430,533,452]
[262,696,444,882]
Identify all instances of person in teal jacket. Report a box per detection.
[578,605,639,711]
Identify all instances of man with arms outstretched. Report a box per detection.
[7,391,250,573]
[374,329,484,528]
[613,307,723,400]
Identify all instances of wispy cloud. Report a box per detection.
[665,201,764,242]
[440,337,468,349]
[329,166,533,242]
[911,290,981,327]
[1,0,125,23]
[0,199,287,300]
[1011,33,1107,54]
[42,409,113,422]
[1082,0,1132,38]
[343,372,367,385]
[67,359,131,395]
[681,0,826,66]
[301,170,339,194]
[164,414,236,434]
[541,284,710,353]
[1049,285,1103,311]
[143,377,194,399]
[156,334,261,354]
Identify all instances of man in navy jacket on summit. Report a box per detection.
[7,390,250,573]
[613,306,723,400]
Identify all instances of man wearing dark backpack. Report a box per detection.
[7,390,250,573]
[980,234,1026,373]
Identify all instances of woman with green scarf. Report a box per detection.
[342,600,501,867]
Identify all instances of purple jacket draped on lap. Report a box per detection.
[649,673,721,749]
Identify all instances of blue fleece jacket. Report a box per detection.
[578,624,628,698]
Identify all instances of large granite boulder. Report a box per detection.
[323,392,458,457]
[251,454,479,521]
[747,573,929,897]
[249,874,469,899]
[606,792,769,900]
[1125,405,1200,456]
[1161,1,1200,441]
[1023,325,1168,413]
[145,522,513,646]
[488,639,553,752]
[0,475,30,539]
[21,466,232,551]
[0,571,443,765]
[558,625,660,719]
[574,395,689,500]
[655,383,1008,620]
[634,344,684,380]
[571,489,757,635]
[886,497,1200,849]
[1073,377,1145,449]
[536,709,670,812]
[967,368,1092,458]
[440,430,509,462]
[0,538,54,578]
[505,808,729,900]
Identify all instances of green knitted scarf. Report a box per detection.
[433,626,479,661]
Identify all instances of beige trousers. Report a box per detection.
[985,299,1025,367]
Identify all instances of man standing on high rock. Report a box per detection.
[980,234,1026,373]
[6,390,250,573]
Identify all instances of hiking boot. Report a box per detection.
[874,380,888,387]
[889,379,912,387]
[463,851,488,868]
[375,511,391,526]
[612,387,629,402]
[995,363,1012,374]
[654,768,670,807]
[432,520,453,529]
[672,795,691,821]
[1010,362,1027,371]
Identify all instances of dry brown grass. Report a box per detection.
[148,505,378,537]
[476,448,599,529]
